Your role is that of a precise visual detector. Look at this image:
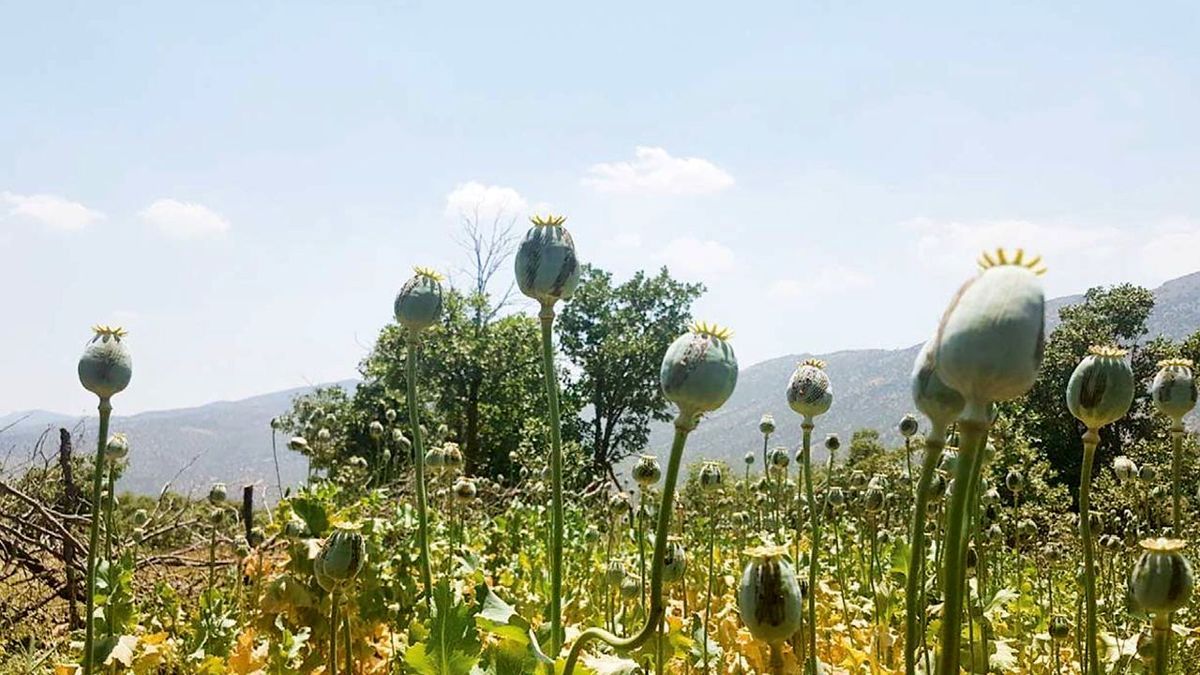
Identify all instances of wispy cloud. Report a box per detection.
[141,199,230,239]
[2,191,104,231]
[444,181,530,223]
[583,146,734,196]
[660,237,736,279]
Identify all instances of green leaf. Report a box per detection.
[288,494,330,537]
[404,579,481,675]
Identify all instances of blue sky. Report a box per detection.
[3,2,1200,415]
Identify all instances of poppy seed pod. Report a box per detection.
[824,434,840,452]
[208,483,227,505]
[743,451,755,466]
[864,486,885,514]
[826,487,845,508]
[385,409,397,423]
[619,574,640,599]
[1128,538,1194,614]
[1113,456,1138,483]
[632,454,662,487]
[514,214,580,307]
[759,414,776,435]
[104,433,130,462]
[737,544,804,644]
[899,414,920,438]
[699,462,724,491]
[1066,346,1135,430]
[424,446,447,473]
[394,267,444,333]
[1005,469,1025,493]
[453,477,477,503]
[786,359,833,419]
[369,421,384,440]
[849,471,868,490]
[933,250,1045,408]
[769,447,790,470]
[442,443,464,473]
[660,323,739,417]
[661,540,687,584]
[1150,358,1197,421]
[606,561,626,584]
[319,528,367,585]
[132,508,149,527]
[78,325,133,399]
[1140,465,1157,483]
[911,339,966,429]
[288,436,310,453]
[1017,518,1038,543]
[928,474,947,499]
[1049,615,1071,641]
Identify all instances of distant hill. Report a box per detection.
[0,381,356,497]
[649,271,1200,468]
[5,272,1200,496]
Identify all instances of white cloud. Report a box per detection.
[582,146,734,196]
[613,232,643,248]
[141,199,230,239]
[660,237,736,278]
[769,264,874,300]
[2,191,104,231]
[444,181,530,224]
[905,216,1200,292]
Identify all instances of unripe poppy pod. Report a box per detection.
[769,447,790,470]
[1150,358,1197,421]
[1128,538,1193,614]
[208,483,227,504]
[661,323,738,417]
[699,462,724,491]
[1113,456,1138,483]
[1066,346,1135,429]
[1005,469,1025,493]
[660,540,687,584]
[911,338,965,429]
[394,267,444,333]
[787,359,833,419]
[619,574,640,599]
[288,437,310,454]
[743,451,755,466]
[319,527,367,585]
[824,434,840,452]
[1049,615,1071,641]
[606,561,626,584]
[104,433,130,461]
[933,249,1046,405]
[78,325,133,399]
[385,409,397,423]
[369,421,384,440]
[632,454,662,487]
[759,414,776,435]
[898,414,919,438]
[453,477,477,503]
[737,544,803,644]
[514,215,580,307]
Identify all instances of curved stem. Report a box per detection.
[1170,423,1183,532]
[82,398,111,675]
[405,337,434,610]
[1079,429,1102,675]
[538,305,566,658]
[563,415,693,674]
[937,412,987,675]
[906,426,946,675]
[801,419,819,675]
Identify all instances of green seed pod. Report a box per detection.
[786,359,833,419]
[514,215,580,307]
[78,325,133,399]
[209,508,225,525]
[1127,538,1193,614]
[347,456,367,470]
[759,414,776,435]
[606,561,626,584]
[443,443,464,473]
[619,574,640,599]
[768,447,790,470]
[1113,456,1138,483]
[369,421,384,440]
[928,474,947,499]
[393,428,410,448]
[1049,615,1071,641]
[1066,346,1135,430]
[933,250,1046,406]
[313,557,337,593]
[394,267,444,333]
[911,338,966,429]
[849,471,868,490]
[737,544,804,644]
[1017,518,1038,543]
[699,462,724,491]
[632,454,662,487]
[981,488,1000,506]
[898,414,919,438]
[381,448,392,464]
[660,540,687,584]
[104,432,130,462]
[288,436,310,453]
[284,517,307,538]
[939,449,959,474]
[985,523,1003,543]
[1140,465,1157,484]
[1005,469,1025,493]
[584,525,600,544]
[132,508,149,527]
[453,477,477,503]
[385,409,397,423]
[824,434,840,453]
[743,451,755,466]
[1150,358,1197,421]
[864,486,884,514]
[319,527,367,585]
[660,323,738,417]
[208,483,227,505]
[248,526,265,548]
[424,446,447,473]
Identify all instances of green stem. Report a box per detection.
[1079,430,1102,675]
[937,411,987,675]
[330,590,340,675]
[82,398,111,675]
[343,603,353,675]
[801,419,819,675]
[405,337,434,610]
[563,415,694,674]
[639,496,648,614]
[105,465,115,563]
[1151,612,1170,675]
[538,305,566,659]
[906,426,946,675]
[703,502,716,674]
[1170,423,1183,532]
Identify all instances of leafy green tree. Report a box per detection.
[845,428,887,466]
[557,265,703,485]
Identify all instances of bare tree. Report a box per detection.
[450,198,521,326]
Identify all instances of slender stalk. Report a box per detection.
[1150,612,1170,675]
[1170,423,1183,531]
[906,427,946,675]
[208,516,218,594]
[538,305,566,659]
[638,495,648,613]
[270,427,283,502]
[405,337,434,610]
[105,465,116,562]
[1079,429,1102,675]
[563,415,693,674]
[936,412,987,675]
[343,605,353,675]
[703,502,717,674]
[330,590,340,675]
[82,398,111,675]
[800,419,819,675]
